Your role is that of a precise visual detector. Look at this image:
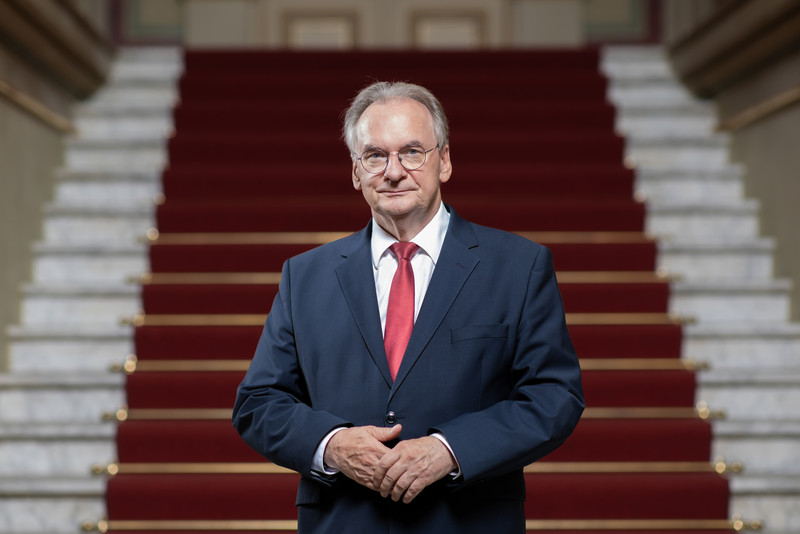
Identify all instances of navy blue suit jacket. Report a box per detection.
[233,207,584,533]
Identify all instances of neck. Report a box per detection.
[373,203,440,242]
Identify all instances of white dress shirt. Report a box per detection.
[312,203,460,476]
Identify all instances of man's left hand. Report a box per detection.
[373,436,457,504]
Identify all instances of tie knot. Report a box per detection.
[390,242,419,261]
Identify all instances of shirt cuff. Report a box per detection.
[430,432,462,479]
[312,427,347,475]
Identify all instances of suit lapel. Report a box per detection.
[392,210,479,393]
[335,226,394,387]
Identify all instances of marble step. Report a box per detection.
[53,177,161,209]
[42,205,153,245]
[685,323,800,370]
[0,477,104,533]
[87,82,178,107]
[0,374,124,424]
[625,137,732,171]
[659,238,775,281]
[19,284,139,327]
[730,475,800,533]
[31,243,147,285]
[0,424,115,477]
[109,48,182,81]
[6,325,134,374]
[616,110,717,137]
[74,107,173,141]
[608,83,700,108]
[697,369,800,420]
[601,57,672,80]
[635,167,744,203]
[671,279,792,324]
[713,420,800,475]
[63,138,167,171]
[647,200,760,240]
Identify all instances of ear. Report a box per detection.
[438,144,452,184]
[352,159,362,190]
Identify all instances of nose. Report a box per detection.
[384,152,407,181]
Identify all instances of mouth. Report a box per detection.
[378,189,413,195]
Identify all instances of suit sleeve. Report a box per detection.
[232,258,350,480]
[432,246,584,483]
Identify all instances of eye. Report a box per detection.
[403,147,422,156]
[363,150,385,160]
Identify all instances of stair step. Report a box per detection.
[53,179,161,209]
[647,200,760,240]
[7,334,132,374]
[63,138,167,171]
[659,238,775,281]
[0,374,124,423]
[74,109,173,140]
[698,370,800,420]
[730,475,800,533]
[625,138,732,171]
[42,209,153,246]
[671,279,792,324]
[20,284,139,326]
[0,424,115,477]
[635,167,744,203]
[0,477,104,533]
[616,111,717,137]
[713,420,800,475]
[684,322,800,369]
[31,243,147,284]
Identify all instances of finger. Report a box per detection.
[402,477,427,504]
[390,471,417,502]
[375,452,401,497]
[370,424,402,443]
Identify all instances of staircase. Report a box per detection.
[0,48,180,532]
[2,44,796,533]
[602,46,800,533]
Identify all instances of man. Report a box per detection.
[233,81,584,533]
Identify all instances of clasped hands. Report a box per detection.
[323,424,456,504]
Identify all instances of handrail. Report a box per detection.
[717,85,800,132]
[0,77,76,134]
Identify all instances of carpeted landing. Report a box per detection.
[97,49,740,533]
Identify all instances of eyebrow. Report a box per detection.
[363,140,425,152]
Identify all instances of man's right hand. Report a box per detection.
[324,424,403,490]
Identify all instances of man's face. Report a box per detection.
[352,98,452,232]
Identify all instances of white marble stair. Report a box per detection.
[603,45,800,532]
[0,47,180,532]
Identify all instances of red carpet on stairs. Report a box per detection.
[102,49,736,533]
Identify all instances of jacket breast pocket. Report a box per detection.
[450,323,509,343]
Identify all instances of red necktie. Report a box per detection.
[384,242,419,381]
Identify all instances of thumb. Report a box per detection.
[372,424,402,442]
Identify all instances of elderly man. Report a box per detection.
[233,81,584,533]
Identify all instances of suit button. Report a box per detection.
[385,411,398,424]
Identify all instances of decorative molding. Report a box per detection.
[280,10,360,49]
[0,0,114,98]
[667,0,800,97]
[0,77,75,134]
[408,9,487,48]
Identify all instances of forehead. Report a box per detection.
[355,98,436,148]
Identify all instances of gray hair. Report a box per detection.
[342,81,449,156]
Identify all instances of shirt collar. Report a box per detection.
[371,202,450,268]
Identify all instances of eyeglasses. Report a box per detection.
[356,145,439,174]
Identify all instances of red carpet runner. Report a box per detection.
[102,49,737,533]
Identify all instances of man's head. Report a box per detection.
[343,82,452,239]
[343,81,449,155]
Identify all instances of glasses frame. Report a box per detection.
[356,145,439,175]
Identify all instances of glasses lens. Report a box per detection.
[360,149,388,173]
[399,147,427,170]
